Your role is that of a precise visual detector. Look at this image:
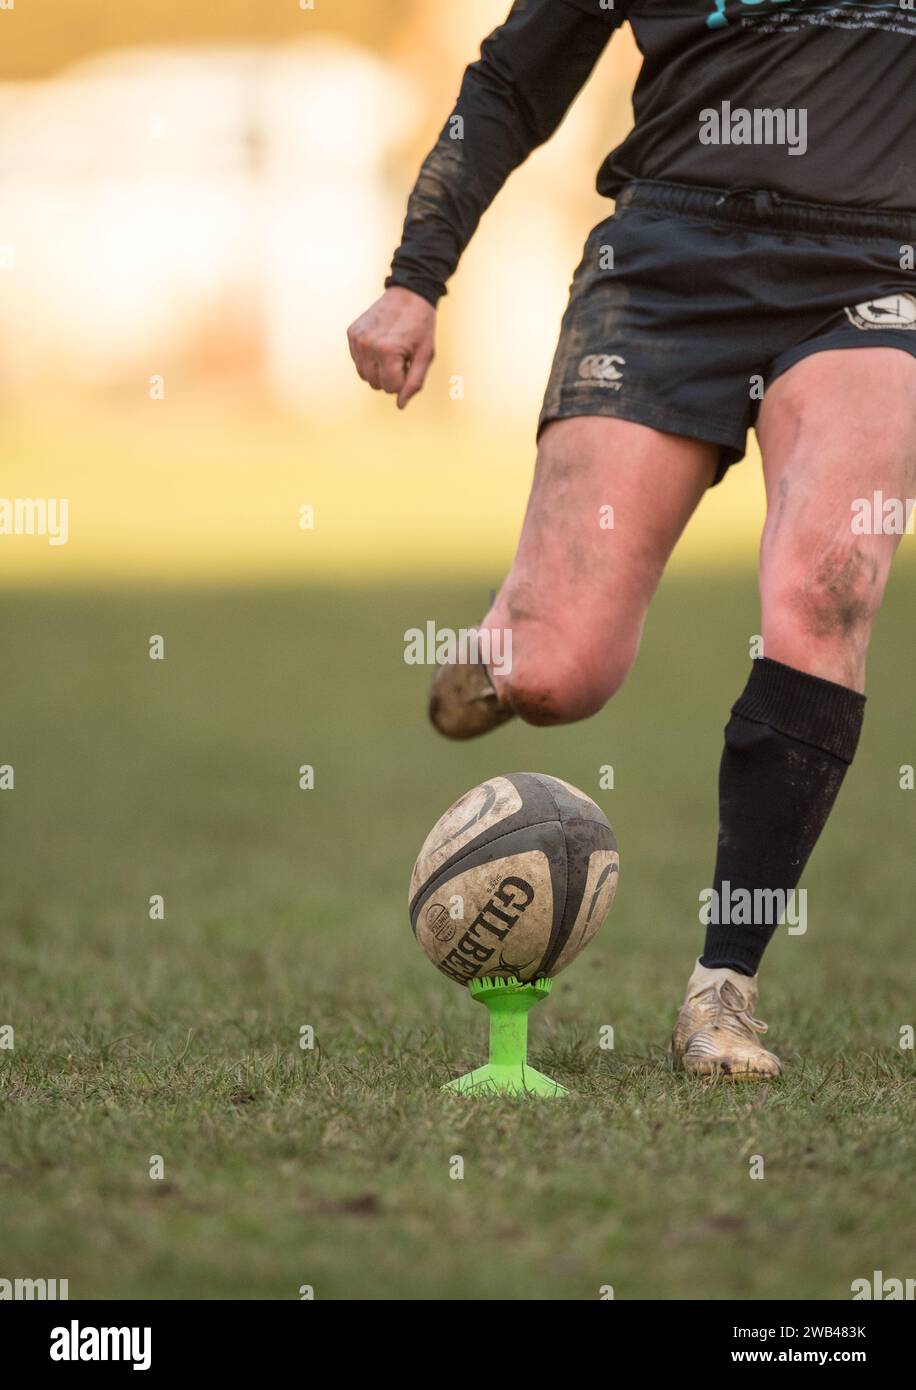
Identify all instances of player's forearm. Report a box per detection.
[385,64,536,309]
[386,0,612,307]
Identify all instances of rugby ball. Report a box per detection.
[409,772,618,986]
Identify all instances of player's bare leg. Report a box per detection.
[429,416,718,737]
[757,348,916,692]
[674,347,916,1079]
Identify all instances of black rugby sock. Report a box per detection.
[701,659,865,977]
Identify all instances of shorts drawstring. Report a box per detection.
[714,187,784,214]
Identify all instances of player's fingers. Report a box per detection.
[397,344,434,409]
[377,344,409,395]
[346,323,372,370]
[351,350,381,389]
[347,331,379,388]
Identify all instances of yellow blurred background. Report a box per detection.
[0,0,771,588]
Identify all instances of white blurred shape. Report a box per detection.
[0,40,412,408]
[258,40,416,415]
[0,23,631,421]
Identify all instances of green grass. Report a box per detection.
[1,572,914,1299]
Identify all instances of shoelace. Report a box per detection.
[470,672,499,704]
[708,979,769,1037]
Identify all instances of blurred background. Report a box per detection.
[2,1,913,1302]
[0,0,772,588]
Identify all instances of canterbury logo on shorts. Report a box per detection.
[577,353,626,387]
[844,294,916,331]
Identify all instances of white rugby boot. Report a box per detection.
[670,959,781,1080]
[428,655,514,740]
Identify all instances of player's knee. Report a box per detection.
[502,661,601,726]
[500,634,634,726]
[765,533,883,648]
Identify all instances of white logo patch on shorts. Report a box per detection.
[844,294,916,331]
[576,353,626,388]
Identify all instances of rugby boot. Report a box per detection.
[670,959,781,1080]
[428,655,514,740]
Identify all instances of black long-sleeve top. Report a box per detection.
[387,0,916,306]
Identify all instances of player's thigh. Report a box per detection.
[480,417,717,717]
[757,348,916,685]
[493,415,718,630]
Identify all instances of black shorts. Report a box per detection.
[539,181,916,484]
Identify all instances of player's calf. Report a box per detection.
[690,349,912,1017]
[758,347,916,690]
[762,530,889,692]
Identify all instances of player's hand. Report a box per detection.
[347,287,436,410]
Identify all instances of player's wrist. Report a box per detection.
[383,274,445,311]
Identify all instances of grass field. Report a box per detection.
[1,572,914,1300]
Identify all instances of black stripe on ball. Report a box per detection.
[411,772,616,978]
[507,775,616,976]
[409,820,565,938]
[408,772,560,922]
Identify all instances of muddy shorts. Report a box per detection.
[539,180,916,484]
